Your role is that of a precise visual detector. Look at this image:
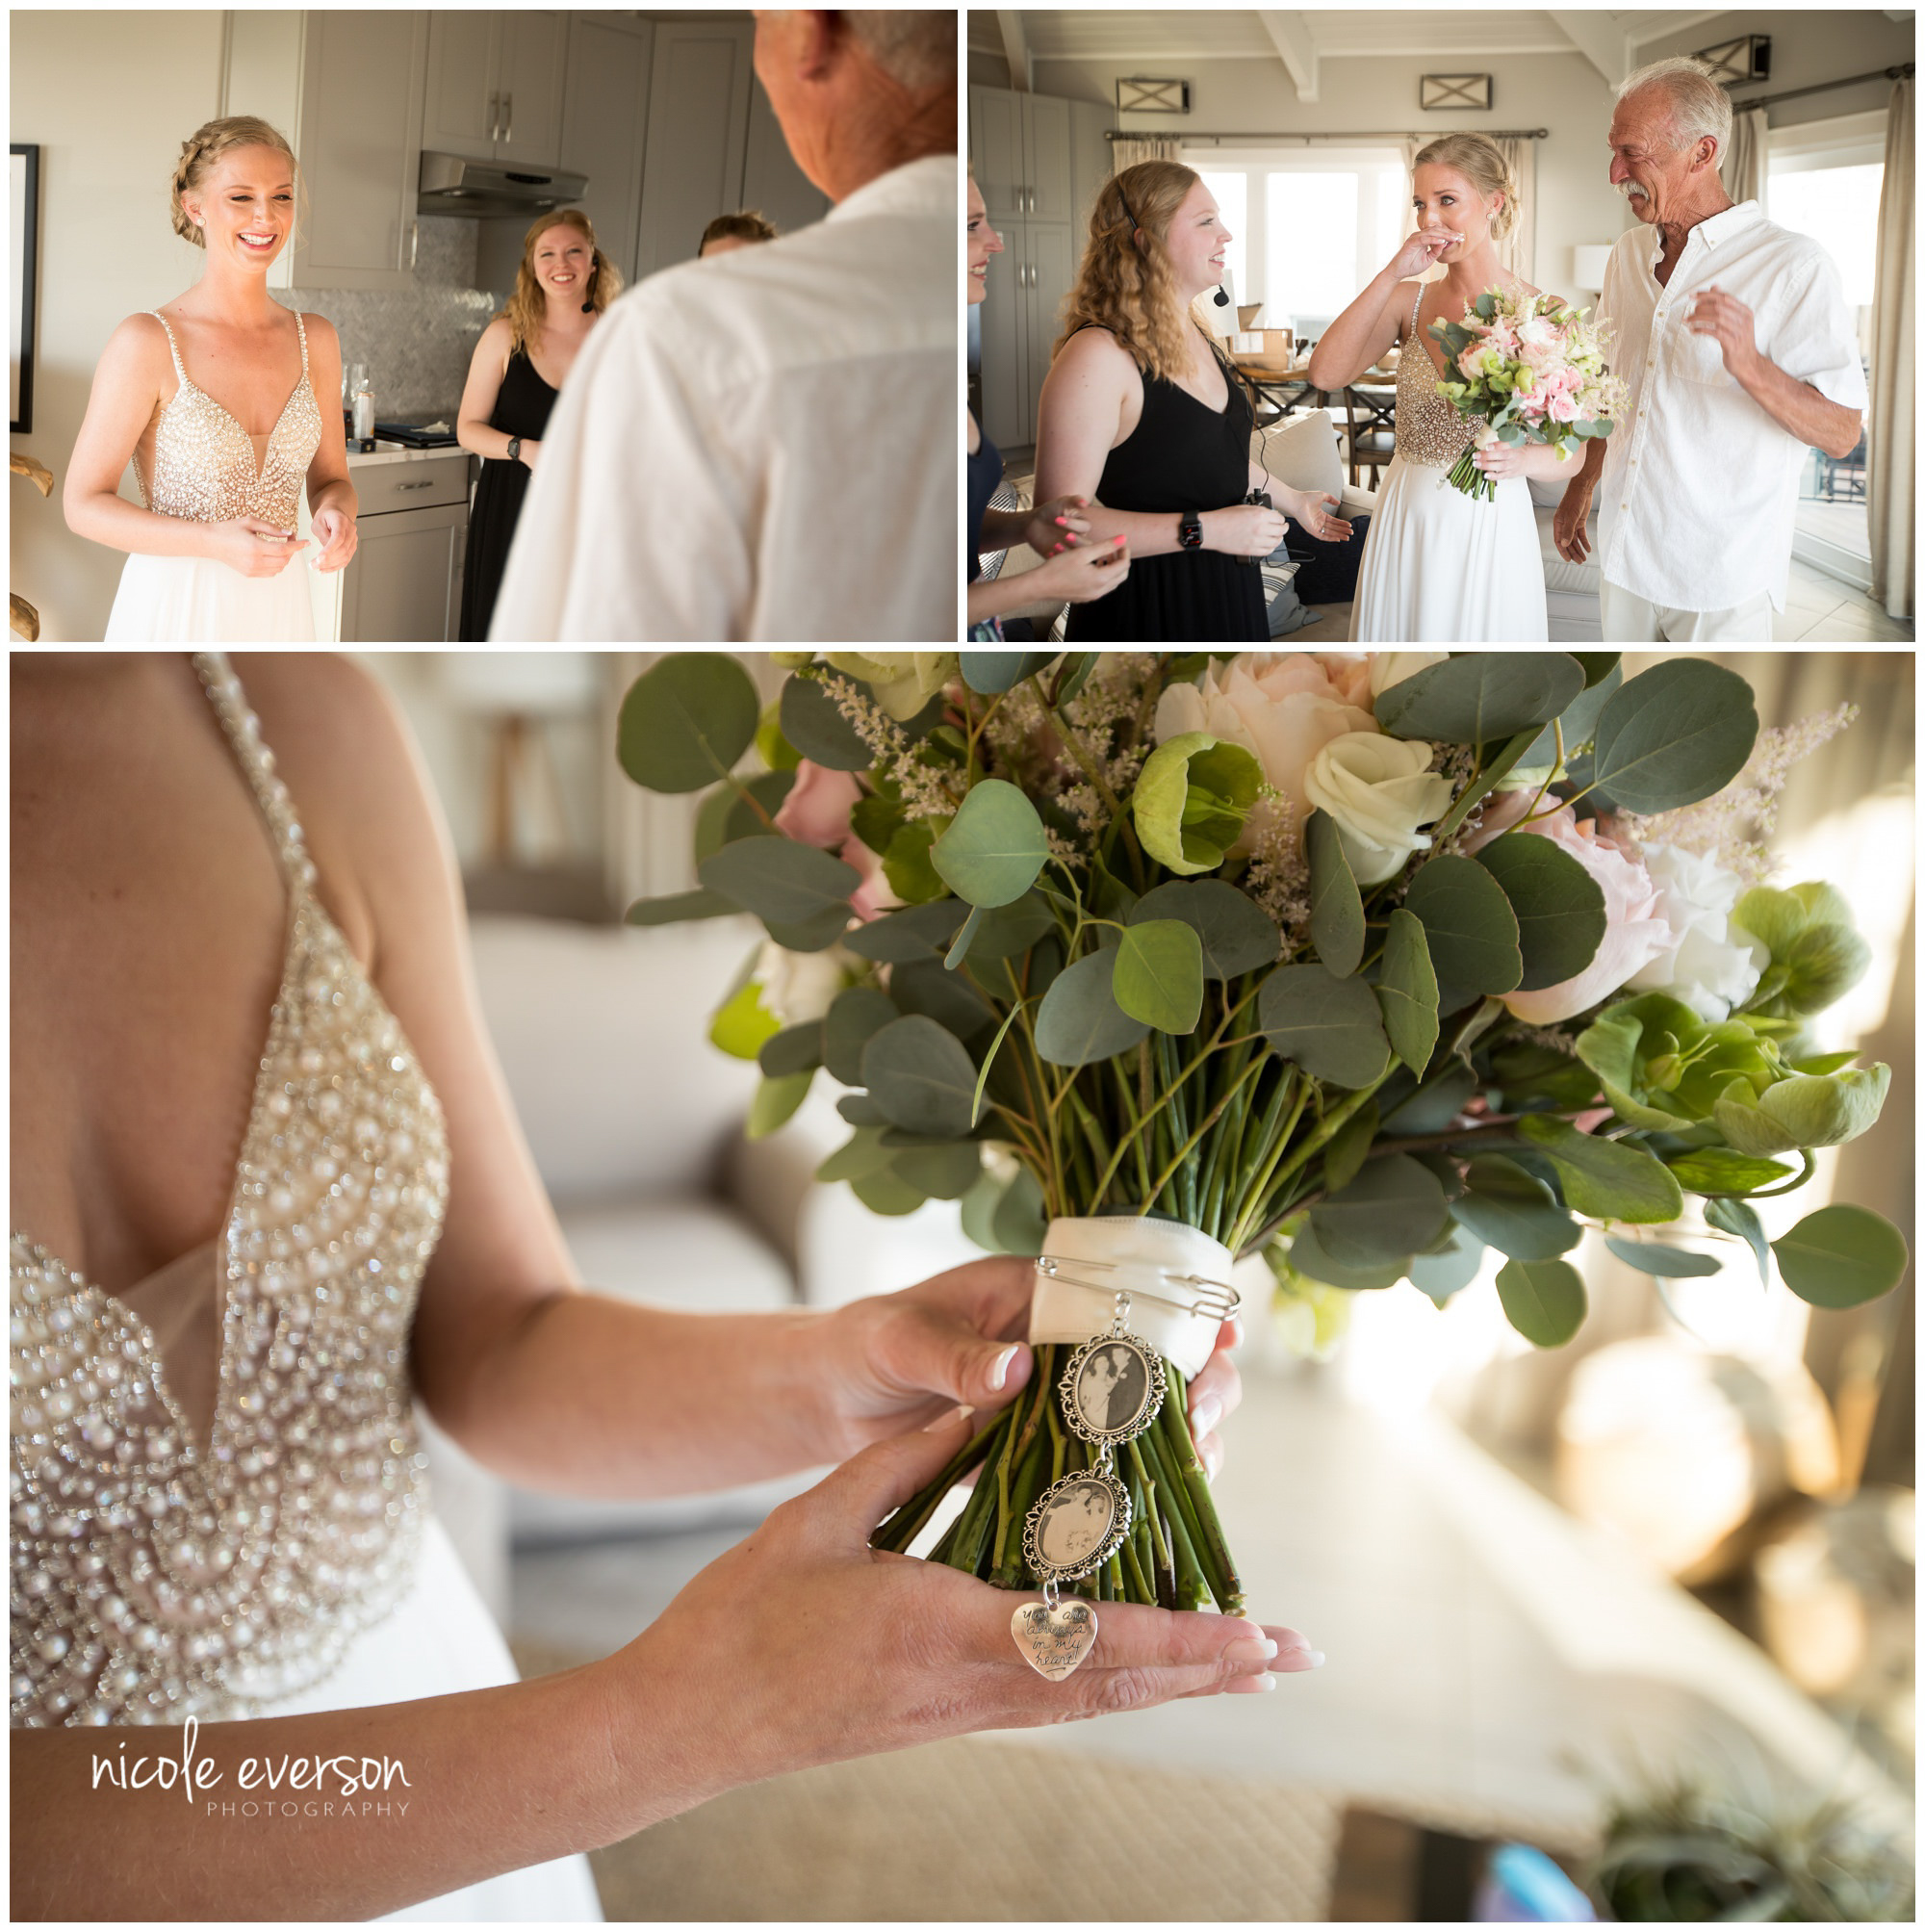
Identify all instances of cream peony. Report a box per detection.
[1153,654,1376,859]
[1301,732,1453,885]
[756,939,860,1027]
[1626,843,1768,1022]
[1502,809,1678,1024]
[1368,652,1449,699]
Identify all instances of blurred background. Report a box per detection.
[368,649,1913,1921]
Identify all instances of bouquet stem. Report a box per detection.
[1446,444,1498,502]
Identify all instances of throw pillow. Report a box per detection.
[1251,407,1345,502]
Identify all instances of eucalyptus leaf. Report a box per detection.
[1377,909,1440,1074]
[1590,659,1759,812]
[764,903,855,952]
[835,1093,890,1126]
[778,673,873,770]
[1382,1063,1477,1135]
[617,652,760,794]
[851,1169,928,1217]
[890,1141,984,1199]
[1706,1197,1772,1287]
[624,888,741,927]
[1035,949,1152,1067]
[1515,1115,1683,1224]
[1256,965,1394,1090]
[1310,1154,1450,1266]
[860,1016,980,1139]
[889,956,997,1040]
[843,898,967,962]
[1663,1147,1795,1197]
[1113,920,1205,1034]
[966,892,1058,964]
[961,651,1058,694]
[824,986,898,1085]
[757,1022,824,1078]
[1518,658,1623,765]
[1495,1256,1587,1347]
[816,1125,895,1182]
[991,1165,1049,1253]
[1322,1097,1380,1195]
[1401,857,1524,993]
[1409,1223,1486,1304]
[1450,1155,1582,1260]
[1128,880,1279,981]
[1473,833,1607,992]
[943,904,985,969]
[882,820,947,904]
[724,768,796,845]
[1603,1234,1722,1278]
[1307,811,1365,978]
[747,1069,812,1140]
[1373,653,1585,745]
[1287,1224,1410,1291]
[1772,1204,1909,1309]
[699,836,860,925]
[931,780,1048,908]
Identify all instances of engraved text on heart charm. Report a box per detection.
[1012,1599,1098,1681]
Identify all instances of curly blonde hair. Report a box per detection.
[1054,161,1206,384]
[169,116,300,247]
[500,208,623,360]
[1413,134,1520,242]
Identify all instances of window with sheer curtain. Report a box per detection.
[1190,148,1405,335]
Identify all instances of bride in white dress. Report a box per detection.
[63,116,359,639]
[11,654,1288,1920]
[1310,133,1553,643]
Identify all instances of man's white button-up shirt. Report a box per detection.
[1595,200,1867,614]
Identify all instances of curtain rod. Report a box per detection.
[1731,62,1912,116]
[1105,127,1549,143]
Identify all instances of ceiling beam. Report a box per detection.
[1549,9,1630,87]
[1258,10,1319,103]
[996,9,1032,92]
[1626,12,1729,52]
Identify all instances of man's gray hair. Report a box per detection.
[1616,56,1732,159]
[845,11,956,91]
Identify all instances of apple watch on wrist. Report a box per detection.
[506,436,523,465]
[1177,512,1204,552]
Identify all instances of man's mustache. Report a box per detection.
[1616,180,1649,201]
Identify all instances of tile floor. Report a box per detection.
[1776,558,1914,642]
[510,1357,1911,1846]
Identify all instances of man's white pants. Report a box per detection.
[1600,580,1774,643]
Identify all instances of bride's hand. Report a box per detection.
[1386,227,1456,280]
[813,1256,1242,1472]
[310,505,358,573]
[1473,441,1531,480]
[616,1407,1315,1801]
[208,517,308,578]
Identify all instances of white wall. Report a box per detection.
[10,9,227,642]
[977,43,1632,303]
[1637,10,1913,132]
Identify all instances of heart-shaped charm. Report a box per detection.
[1012,1598,1098,1681]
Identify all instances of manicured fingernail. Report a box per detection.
[1191,1396,1222,1437]
[1278,1646,1325,1669]
[1054,515,1067,525]
[924,1404,972,1431]
[1248,1673,1277,1692]
[988,1344,1019,1391]
[1222,1636,1278,1668]
[1113,534,1125,546]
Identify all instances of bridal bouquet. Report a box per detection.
[618,651,1905,1618]
[1428,289,1628,501]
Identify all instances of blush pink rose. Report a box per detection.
[1502,807,1678,1023]
[1458,785,1539,854]
[775,760,861,848]
[844,834,898,923]
[1547,393,1579,424]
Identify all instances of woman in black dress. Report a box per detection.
[456,208,620,640]
[1034,162,1352,642]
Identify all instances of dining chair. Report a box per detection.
[1343,383,1399,489]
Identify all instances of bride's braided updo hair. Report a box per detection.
[1413,132,1520,240]
[169,116,300,246]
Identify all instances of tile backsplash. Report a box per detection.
[281,217,508,422]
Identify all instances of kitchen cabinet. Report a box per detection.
[225,10,429,292]
[969,85,1092,446]
[559,13,653,284]
[339,501,468,642]
[633,17,755,276]
[423,11,570,169]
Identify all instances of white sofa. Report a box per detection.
[441,913,977,1565]
[1531,474,1604,643]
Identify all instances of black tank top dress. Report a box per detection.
[1064,332,1267,644]
[459,348,558,642]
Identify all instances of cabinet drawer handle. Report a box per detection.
[488,91,500,142]
[503,91,513,143]
[395,478,435,492]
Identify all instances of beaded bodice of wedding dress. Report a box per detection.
[10,654,450,1728]
[1395,283,1476,468]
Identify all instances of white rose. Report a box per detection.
[1626,843,1769,1022]
[756,939,860,1027]
[1368,652,1449,699]
[1302,732,1454,886]
[1152,655,1376,860]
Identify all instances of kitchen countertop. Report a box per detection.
[346,440,474,470]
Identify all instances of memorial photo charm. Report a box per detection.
[1022,1468,1132,1583]
[1060,1329,1166,1450]
[1011,1597,1098,1681]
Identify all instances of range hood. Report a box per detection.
[418,152,588,219]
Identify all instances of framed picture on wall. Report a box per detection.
[12,143,38,434]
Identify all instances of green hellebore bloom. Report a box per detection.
[1712,1062,1891,1157]
[1577,992,1779,1131]
[823,653,959,722]
[1733,882,1870,1018]
[1131,732,1265,877]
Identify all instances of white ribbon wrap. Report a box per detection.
[1028,1217,1235,1379]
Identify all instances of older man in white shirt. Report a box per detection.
[494,12,956,641]
[1553,57,1866,643]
